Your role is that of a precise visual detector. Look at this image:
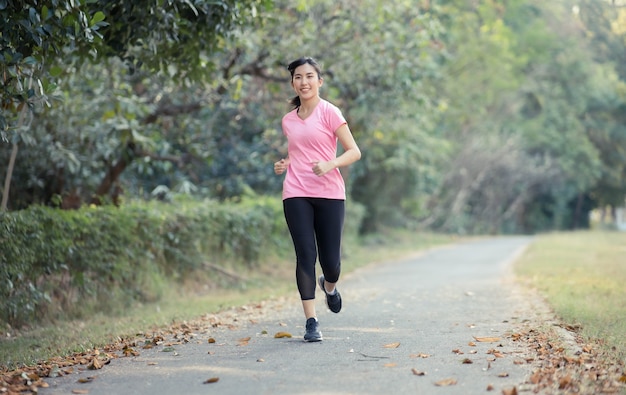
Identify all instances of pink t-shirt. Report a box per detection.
[281,99,347,200]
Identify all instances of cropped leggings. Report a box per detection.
[283,197,345,300]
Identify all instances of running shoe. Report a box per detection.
[304,317,322,342]
[318,275,342,313]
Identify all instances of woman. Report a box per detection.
[274,57,361,342]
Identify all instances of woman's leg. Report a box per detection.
[283,198,318,313]
[313,199,345,290]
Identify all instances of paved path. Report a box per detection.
[42,237,538,395]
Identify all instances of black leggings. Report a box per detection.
[283,197,345,300]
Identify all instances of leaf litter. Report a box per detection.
[2,296,624,395]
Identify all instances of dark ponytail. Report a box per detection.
[287,57,323,109]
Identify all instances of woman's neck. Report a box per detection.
[298,96,321,116]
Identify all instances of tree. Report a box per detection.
[1,0,106,210]
[1,0,272,210]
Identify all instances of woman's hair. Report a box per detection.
[287,57,322,109]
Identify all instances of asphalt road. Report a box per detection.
[42,236,539,395]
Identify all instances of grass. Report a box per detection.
[0,229,456,369]
[515,230,626,361]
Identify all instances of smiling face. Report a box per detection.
[291,63,323,102]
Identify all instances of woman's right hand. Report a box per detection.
[274,159,288,175]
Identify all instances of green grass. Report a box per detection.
[515,230,626,360]
[0,229,456,369]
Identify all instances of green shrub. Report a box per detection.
[0,197,364,327]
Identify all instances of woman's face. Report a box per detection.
[291,63,323,101]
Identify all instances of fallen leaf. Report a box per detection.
[409,353,430,358]
[274,332,292,338]
[257,358,265,362]
[474,336,501,342]
[435,378,457,386]
[203,377,219,384]
[147,362,158,366]
[122,346,139,357]
[468,341,476,347]
[452,349,464,355]
[87,358,102,370]
[498,372,509,378]
[71,390,89,394]
[411,368,426,376]
[384,363,397,367]
[77,376,96,383]
[619,375,626,383]
[559,375,573,389]
[486,384,494,391]
[462,358,473,364]
[502,387,518,395]
[208,338,216,343]
[383,342,400,348]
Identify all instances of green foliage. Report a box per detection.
[0,0,104,133]
[0,197,363,326]
[0,197,365,327]
[2,0,626,235]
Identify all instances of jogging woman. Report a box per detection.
[274,57,361,342]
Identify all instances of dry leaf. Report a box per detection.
[274,332,292,338]
[87,358,102,370]
[474,336,501,343]
[559,375,573,389]
[383,342,400,348]
[462,358,473,364]
[208,338,216,343]
[203,377,219,384]
[410,353,430,358]
[71,390,89,394]
[77,376,96,384]
[411,368,426,376]
[122,346,139,357]
[452,349,464,355]
[502,387,518,395]
[257,358,265,362]
[434,378,457,386]
[498,372,510,378]
[486,384,494,391]
[468,341,476,347]
[384,363,397,367]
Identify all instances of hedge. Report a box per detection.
[0,197,364,327]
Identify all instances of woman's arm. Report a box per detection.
[312,124,361,176]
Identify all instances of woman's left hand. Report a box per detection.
[311,161,334,176]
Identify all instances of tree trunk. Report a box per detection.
[1,143,19,211]
[90,154,132,205]
[1,104,29,211]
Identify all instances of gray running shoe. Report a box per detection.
[304,317,322,342]
[319,275,342,313]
